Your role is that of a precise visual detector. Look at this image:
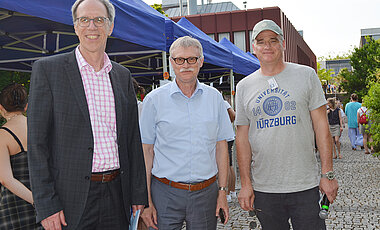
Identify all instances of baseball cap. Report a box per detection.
[252,19,283,40]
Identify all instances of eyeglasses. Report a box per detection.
[75,17,109,27]
[171,56,200,65]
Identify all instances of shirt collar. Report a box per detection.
[75,46,112,74]
[169,79,204,98]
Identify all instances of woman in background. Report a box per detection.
[0,83,42,229]
[327,98,343,159]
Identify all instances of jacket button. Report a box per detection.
[88,147,93,152]
[85,176,90,180]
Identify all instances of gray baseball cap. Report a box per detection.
[252,19,283,40]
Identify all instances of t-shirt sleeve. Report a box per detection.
[308,69,327,111]
[235,81,250,126]
[139,96,156,144]
[217,95,235,141]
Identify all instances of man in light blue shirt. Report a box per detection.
[345,93,362,150]
[140,36,234,229]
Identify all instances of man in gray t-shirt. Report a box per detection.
[235,19,339,230]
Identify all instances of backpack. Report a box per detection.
[359,108,368,125]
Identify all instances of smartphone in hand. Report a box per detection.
[219,208,225,223]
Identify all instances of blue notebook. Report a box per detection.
[129,209,141,230]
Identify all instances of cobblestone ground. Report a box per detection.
[215,127,380,230]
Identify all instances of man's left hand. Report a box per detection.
[320,178,339,203]
[215,191,229,224]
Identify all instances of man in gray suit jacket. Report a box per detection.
[28,0,148,229]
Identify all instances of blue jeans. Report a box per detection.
[348,128,359,149]
[253,187,326,230]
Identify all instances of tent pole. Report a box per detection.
[230,69,234,109]
[162,51,168,76]
[230,69,239,189]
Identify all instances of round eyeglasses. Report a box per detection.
[171,56,200,65]
[75,17,109,27]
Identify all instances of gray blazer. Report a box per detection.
[28,50,148,228]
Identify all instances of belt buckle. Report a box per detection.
[188,184,192,191]
[101,171,112,183]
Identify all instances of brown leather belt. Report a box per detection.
[153,175,217,191]
[91,169,120,183]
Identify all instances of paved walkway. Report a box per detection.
[216,127,380,229]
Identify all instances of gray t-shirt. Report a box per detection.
[235,63,326,193]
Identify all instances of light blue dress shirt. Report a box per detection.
[140,80,234,183]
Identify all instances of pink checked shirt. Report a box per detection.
[75,47,119,172]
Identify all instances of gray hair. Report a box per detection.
[169,36,204,58]
[72,0,115,24]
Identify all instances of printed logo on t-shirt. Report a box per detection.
[252,88,297,129]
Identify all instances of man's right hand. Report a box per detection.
[238,186,255,211]
[141,204,158,230]
[41,210,67,230]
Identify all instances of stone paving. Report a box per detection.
[216,127,380,229]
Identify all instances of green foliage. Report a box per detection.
[318,50,353,62]
[363,78,380,157]
[151,4,168,17]
[317,62,334,82]
[340,38,380,100]
[0,71,31,93]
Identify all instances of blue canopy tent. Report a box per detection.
[219,37,260,76]
[0,0,168,85]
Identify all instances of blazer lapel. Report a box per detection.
[109,67,122,140]
[64,51,91,125]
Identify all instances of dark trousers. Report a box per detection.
[76,175,128,229]
[254,187,326,230]
[150,177,218,230]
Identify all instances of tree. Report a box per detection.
[340,37,380,100]
[151,4,168,17]
[362,70,380,156]
[317,62,334,92]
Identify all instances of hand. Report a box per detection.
[132,205,145,217]
[140,203,158,230]
[41,210,67,230]
[320,178,339,203]
[216,191,229,224]
[238,186,254,211]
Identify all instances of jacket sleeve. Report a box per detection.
[124,69,148,206]
[28,59,63,223]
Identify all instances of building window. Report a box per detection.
[207,33,215,40]
[218,32,230,42]
[233,31,246,52]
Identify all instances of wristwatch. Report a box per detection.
[321,171,335,180]
[218,187,228,191]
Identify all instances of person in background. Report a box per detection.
[132,78,145,118]
[140,36,234,229]
[224,98,237,202]
[327,98,343,159]
[0,83,42,229]
[357,106,374,154]
[235,19,338,229]
[28,0,147,229]
[345,93,362,150]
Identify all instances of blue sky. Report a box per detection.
[143,0,380,58]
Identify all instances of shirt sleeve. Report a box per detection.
[217,95,235,141]
[235,81,250,126]
[308,69,327,111]
[139,96,156,144]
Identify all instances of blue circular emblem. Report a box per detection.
[263,96,282,116]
